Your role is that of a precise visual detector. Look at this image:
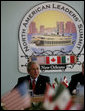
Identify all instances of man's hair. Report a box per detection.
[27,61,39,72]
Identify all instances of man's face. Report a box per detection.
[29,63,40,79]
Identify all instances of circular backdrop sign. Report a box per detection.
[18,2,84,73]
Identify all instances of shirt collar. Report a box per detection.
[30,76,38,82]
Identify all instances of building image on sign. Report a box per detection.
[28,20,76,47]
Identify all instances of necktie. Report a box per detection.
[32,79,36,92]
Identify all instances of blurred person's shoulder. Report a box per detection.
[71,72,82,79]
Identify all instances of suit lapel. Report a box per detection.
[36,75,42,88]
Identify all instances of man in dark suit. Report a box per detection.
[14,61,50,95]
[68,62,84,95]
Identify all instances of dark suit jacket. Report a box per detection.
[68,72,84,95]
[14,75,50,95]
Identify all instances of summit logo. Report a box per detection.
[18,2,84,73]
